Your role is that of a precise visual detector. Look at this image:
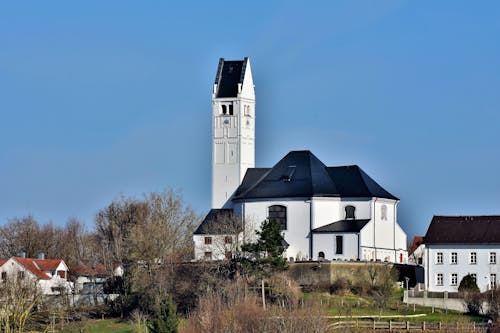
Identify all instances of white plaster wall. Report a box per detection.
[425,245,500,292]
[193,234,240,261]
[373,199,396,250]
[339,198,371,220]
[310,197,341,230]
[243,198,311,260]
[312,233,359,260]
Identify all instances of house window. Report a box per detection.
[471,273,477,282]
[18,271,25,280]
[490,252,496,264]
[436,273,443,286]
[224,236,233,244]
[204,252,212,260]
[345,205,355,219]
[268,205,287,230]
[1,272,6,281]
[491,274,497,290]
[436,252,443,264]
[470,252,477,264]
[336,236,343,255]
[451,252,457,264]
[225,251,232,260]
[204,237,212,245]
[450,273,458,286]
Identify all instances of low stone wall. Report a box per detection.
[403,290,467,312]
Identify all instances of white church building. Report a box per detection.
[193,57,408,263]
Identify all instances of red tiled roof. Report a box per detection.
[410,236,424,253]
[33,259,63,270]
[69,264,112,277]
[13,257,51,280]
[0,259,8,267]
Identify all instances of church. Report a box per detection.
[193,58,408,263]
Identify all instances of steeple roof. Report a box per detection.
[214,57,248,98]
[233,150,398,200]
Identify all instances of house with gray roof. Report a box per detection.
[193,57,408,262]
[422,215,500,292]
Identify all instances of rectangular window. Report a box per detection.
[436,273,443,286]
[436,252,443,264]
[470,252,477,264]
[1,272,6,281]
[451,252,457,264]
[490,252,496,264]
[335,236,343,255]
[17,271,25,280]
[204,237,212,245]
[471,273,477,282]
[450,273,458,286]
[491,274,497,290]
[225,251,232,260]
[204,252,212,260]
[224,236,233,244]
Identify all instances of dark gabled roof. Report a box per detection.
[312,219,370,233]
[233,150,397,200]
[424,215,500,245]
[193,209,242,235]
[214,58,248,98]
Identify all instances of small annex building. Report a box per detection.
[422,215,500,292]
[193,57,408,263]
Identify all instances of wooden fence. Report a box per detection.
[329,320,490,332]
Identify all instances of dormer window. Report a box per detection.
[345,205,355,219]
[280,166,296,182]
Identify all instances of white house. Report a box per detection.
[193,57,408,263]
[423,215,500,292]
[0,255,72,295]
[70,264,123,294]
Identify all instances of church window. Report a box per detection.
[221,105,227,115]
[381,204,387,220]
[268,205,287,230]
[229,104,234,115]
[335,236,343,254]
[345,205,355,219]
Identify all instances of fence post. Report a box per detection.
[438,321,442,330]
[406,321,409,330]
[389,320,392,330]
[422,321,425,330]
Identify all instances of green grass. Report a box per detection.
[302,292,486,323]
[60,319,135,333]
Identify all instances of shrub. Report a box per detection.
[458,274,480,293]
[147,295,179,333]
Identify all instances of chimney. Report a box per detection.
[38,252,45,260]
[19,251,26,258]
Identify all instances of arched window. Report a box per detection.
[345,205,355,219]
[268,205,287,230]
[229,104,234,115]
[318,251,325,261]
[381,204,387,221]
[222,105,227,115]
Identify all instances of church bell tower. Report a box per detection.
[211,57,255,208]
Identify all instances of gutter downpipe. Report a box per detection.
[309,198,313,259]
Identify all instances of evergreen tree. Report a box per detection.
[458,274,480,293]
[147,295,179,333]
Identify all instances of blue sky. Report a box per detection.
[1,1,499,239]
